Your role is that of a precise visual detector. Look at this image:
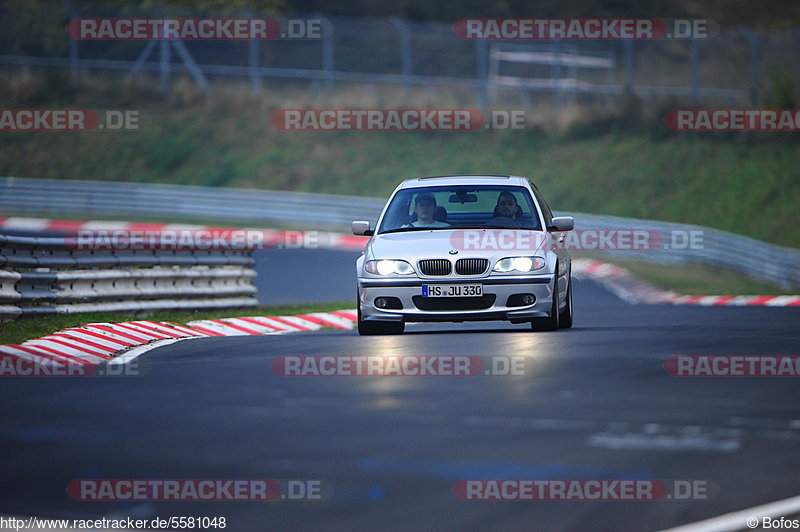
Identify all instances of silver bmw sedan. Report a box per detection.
[352,175,574,335]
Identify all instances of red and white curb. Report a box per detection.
[0,310,358,370]
[572,258,800,306]
[0,216,368,251]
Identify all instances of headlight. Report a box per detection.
[365,259,416,275]
[492,256,546,273]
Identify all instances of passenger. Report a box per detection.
[403,193,450,228]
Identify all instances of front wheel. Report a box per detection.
[559,273,573,329]
[558,273,572,329]
[530,277,560,332]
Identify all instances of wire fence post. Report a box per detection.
[553,43,563,109]
[153,2,171,94]
[740,28,761,105]
[691,37,700,104]
[246,11,262,95]
[170,39,209,92]
[0,9,775,107]
[623,39,634,94]
[249,38,261,94]
[319,14,334,99]
[67,4,79,85]
[476,39,488,110]
[567,44,577,106]
[127,39,158,81]
[159,38,170,94]
[389,17,413,102]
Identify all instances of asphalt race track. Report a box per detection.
[252,249,359,304]
[1,249,799,531]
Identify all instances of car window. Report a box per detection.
[378,185,543,233]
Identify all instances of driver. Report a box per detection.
[402,193,450,228]
[494,191,522,220]
[484,191,527,229]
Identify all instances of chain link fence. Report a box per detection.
[2,1,799,107]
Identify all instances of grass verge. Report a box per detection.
[1,76,799,247]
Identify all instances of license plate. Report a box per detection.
[422,284,482,298]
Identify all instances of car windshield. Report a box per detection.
[377,185,542,234]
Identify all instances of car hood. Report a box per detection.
[367,229,548,260]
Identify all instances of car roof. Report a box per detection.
[397,175,530,189]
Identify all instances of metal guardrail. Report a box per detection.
[2,177,799,288]
[0,233,258,320]
[564,213,800,289]
[0,177,381,231]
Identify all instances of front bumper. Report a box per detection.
[357,275,554,323]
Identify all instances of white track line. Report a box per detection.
[108,337,203,365]
[658,493,800,531]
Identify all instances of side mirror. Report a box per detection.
[352,220,374,236]
[548,216,574,232]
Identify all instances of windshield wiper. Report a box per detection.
[453,224,525,230]
[379,226,452,234]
